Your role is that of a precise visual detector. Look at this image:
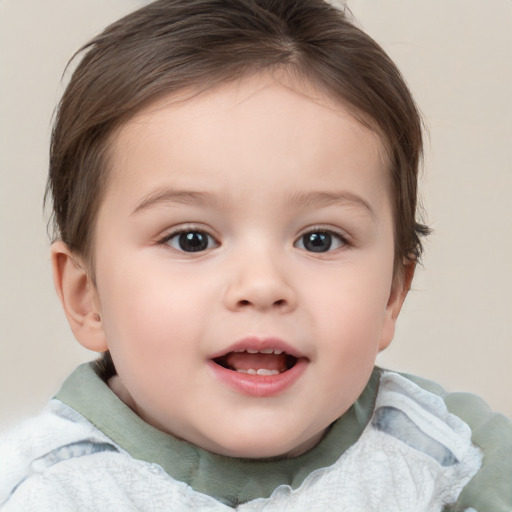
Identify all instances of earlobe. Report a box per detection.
[51,241,108,352]
[378,260,416,352]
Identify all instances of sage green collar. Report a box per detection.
[56,362,381,507]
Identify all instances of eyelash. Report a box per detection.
[157,226,350,254]
[294,227,349,254]
[158,227,219,253]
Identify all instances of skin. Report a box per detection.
[52,74,412,459]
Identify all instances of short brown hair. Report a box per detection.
[46,0,429,272]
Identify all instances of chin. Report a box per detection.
[216,443,295,460]
[205,429,323,459]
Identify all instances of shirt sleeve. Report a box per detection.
[403,373,512,512]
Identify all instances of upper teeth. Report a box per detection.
[237,369,280,375]
[235,349,283,355]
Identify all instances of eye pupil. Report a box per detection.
[303,232,332,252]
[179,232,208,252]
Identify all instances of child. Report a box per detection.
[1,0,511,510]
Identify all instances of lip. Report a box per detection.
[207,358,308,397]
[208,336,308,397]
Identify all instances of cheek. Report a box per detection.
[96,263,212,358]
[303,259,392,346]
[97,271,208,403]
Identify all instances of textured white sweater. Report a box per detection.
[1,366,510,511]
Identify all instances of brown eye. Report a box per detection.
[295,230,345,253]
[166,230,217,252]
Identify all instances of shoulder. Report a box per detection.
[0,399,117,510]
[0,400,213,511]
[0,400,94,484]
[400,372,512,512]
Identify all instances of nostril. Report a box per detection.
[236,298,287,308]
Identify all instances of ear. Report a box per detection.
[51,240,108,352]
[378,260,416,352]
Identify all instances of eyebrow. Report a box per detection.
[132,187,375,218]
[131,189,220,215]
[285,191,376,218]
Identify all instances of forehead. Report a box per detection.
[101,75,390,224]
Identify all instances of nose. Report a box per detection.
[223,247,297,313]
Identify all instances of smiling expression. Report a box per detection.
[86,74,408,458]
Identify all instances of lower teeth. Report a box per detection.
[236,369,280,375]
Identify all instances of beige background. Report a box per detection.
[0,0,511,430]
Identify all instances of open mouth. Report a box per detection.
[213,349,299,376]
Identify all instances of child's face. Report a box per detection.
[89,74,408,458]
